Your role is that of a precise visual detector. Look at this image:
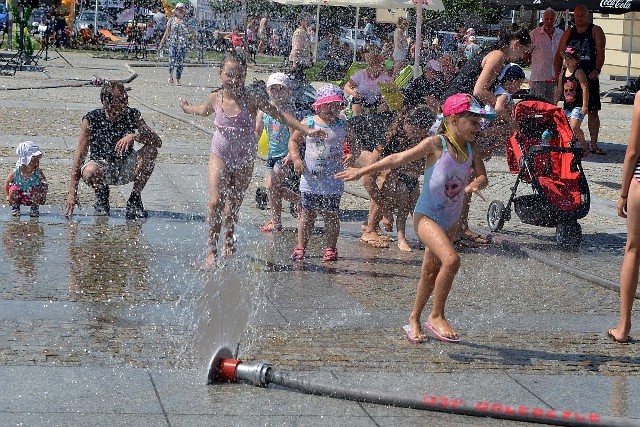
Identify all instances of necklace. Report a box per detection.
[442,121,468,162]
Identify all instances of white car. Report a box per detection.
[74,10,113,32]
[338,26,381,51]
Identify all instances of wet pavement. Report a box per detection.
[1,52,639,426]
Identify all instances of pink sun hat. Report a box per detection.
[312,84,345,109]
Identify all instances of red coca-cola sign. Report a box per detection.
[599,0,632,9]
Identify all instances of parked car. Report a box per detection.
[338,26,381,51]
[0,4,8,32]
[74,10,113,32]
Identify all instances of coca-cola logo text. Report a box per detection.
[600,0,632,10]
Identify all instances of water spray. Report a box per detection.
[209,347,639,427]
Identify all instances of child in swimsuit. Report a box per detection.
[289,84,353,263]
[255,72,301,233]
[4,141,48,217]
[337,93,493,343]
[179,52,324,270]
[377,106,436,252]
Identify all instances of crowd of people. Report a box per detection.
[6,5,635,344]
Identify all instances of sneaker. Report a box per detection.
[11,204,20,216]
[30,205,39,217]
[94,186,110,216]
[126,192,148,220]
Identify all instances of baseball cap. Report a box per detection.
[498,63,526,82]
[266,72,291,88]
[468,35,476,42]
[173,2,186,11]
[466,27,475,34]
[16,141,44,168]
[312,84,344,109]
[442,93,496,119]
[561,46,580,59]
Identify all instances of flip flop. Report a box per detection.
[424,322,461,343]
[360,236,389,248]
[590,147,606,155]
[607,328,630,344]
[402,325,427,344]
[462,231,491,245]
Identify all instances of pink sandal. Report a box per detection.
[322,247,337,262]
[291,246,305,261]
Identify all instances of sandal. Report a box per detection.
[260,220,283,233]
[322,246,337,262]
[462,230,491,245]
[291,245,305,261]
[360,236,389,248]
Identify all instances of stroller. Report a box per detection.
[486,99,590,248]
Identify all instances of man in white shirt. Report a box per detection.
[529,8,563,102]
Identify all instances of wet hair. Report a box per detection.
[221,51,247,70]
[386,105,436,143]
[495,25,531,50]
[100,80,126,104]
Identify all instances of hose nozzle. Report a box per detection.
[208,347,271,387]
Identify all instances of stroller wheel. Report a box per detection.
[556,222,582,249]
[487,200,507,232]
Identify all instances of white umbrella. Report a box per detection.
[274,0,444,66]
[116,8,137,24]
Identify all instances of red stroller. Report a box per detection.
[486,99,590,248]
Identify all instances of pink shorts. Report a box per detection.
[9,184,46,206]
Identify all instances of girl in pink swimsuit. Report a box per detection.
[179,52,324,270]
[338,94,493,344]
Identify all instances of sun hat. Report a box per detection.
[442,93,496,119]
[266,72,291,88]
[561,46,580,59]
[498,63,526,82]
[312,84,344,109]
[16,141,44,168]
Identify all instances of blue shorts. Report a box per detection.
[564,107,585,121]
[301,192,341,212]
[266,156,285,169]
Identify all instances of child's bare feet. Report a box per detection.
[201,254,217,270]
[426,316,459,342]
[397,238,412,252]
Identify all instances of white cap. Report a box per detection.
[16,141,44,168]
[266,72,291,88]
[466,27,475,34]
[173,2,186,11]
[468,35,476,42]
